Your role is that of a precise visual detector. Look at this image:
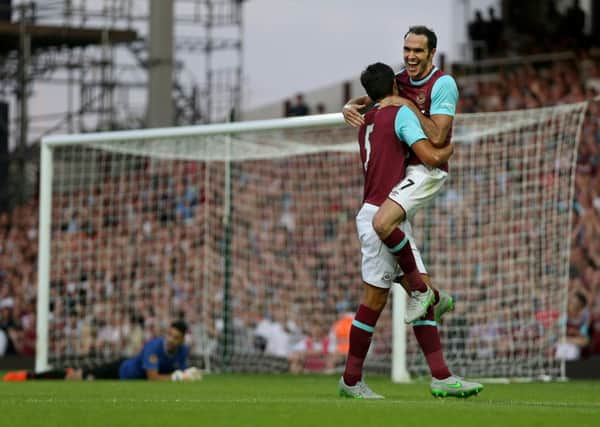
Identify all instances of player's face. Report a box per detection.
[166,327,185,352]
[403,33,435,80]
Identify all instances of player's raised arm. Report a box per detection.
[394,104,453,167]
[398,106,453,147]
[411,74,458,147]
[342,95,372,127]
[382,74,458,147]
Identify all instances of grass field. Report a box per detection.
[1,374,599,427]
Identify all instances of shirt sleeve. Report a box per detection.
[430,75,458,116]
[394,106,427,146]
[141,340,161,371]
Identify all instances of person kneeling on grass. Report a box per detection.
[3,320,202,382]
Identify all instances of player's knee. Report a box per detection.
[372,213,393,239]
[362,286,389,312]
[370,298,387,312]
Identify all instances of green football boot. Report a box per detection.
[338,377,384,399]
[434,290,455,323]
[430,375,484,398]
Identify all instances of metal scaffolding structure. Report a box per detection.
[0,0,244,151]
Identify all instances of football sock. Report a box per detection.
[383,228,427,292]
[412,305,452,380]
[343,304,382,386]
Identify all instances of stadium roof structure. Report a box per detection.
[0,21,138,54]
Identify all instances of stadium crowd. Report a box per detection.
[455,52,600,360]
[467,2,590,60]
[0,51,599,373]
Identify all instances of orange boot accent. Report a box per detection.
[3,370,28,382]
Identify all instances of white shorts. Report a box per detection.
[388,164,448,221]
[356,203,427,289]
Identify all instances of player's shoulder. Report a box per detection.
[144,337,163,350]
[432,73,457,88]
[373,106,402,124]
[431,74,459,98]
[363,108,378,123]
[395,69,409,83]
[395,105,418,121]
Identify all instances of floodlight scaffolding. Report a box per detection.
[0,0,244,204]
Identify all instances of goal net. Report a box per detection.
[37,103,587,380]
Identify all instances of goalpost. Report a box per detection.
[36,103,587,381]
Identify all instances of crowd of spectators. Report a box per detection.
[0,49,599,376]
[455,51,600,361]
[467,1,591,60]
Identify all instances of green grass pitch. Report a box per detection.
[1,374,599,427]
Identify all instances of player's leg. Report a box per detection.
[339,282,387,399]
[404,278,482,397]
[372,197,430,298]
[82,358,126,380]
[3,367,78,381]
[372,166,449,321]
[339,204,393,399]
[412,303,482,398]
[380,219,433,323]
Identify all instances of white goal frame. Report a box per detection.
[36,112,409,377]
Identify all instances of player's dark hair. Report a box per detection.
[360,62,395,103]
[405,26,437,50]
[171,320,188,335]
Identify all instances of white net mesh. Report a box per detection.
[42,102,587,378]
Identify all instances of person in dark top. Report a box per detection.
[3,320,202,382]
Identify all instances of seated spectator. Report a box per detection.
[0,297,17,355]
[283,99,293,117]
[254,308,292,358]
[487,7,503,57]
[0,328,7,356]
[467,10,487,60]
[564,0,586,46]
[555,291,591,360]
[0,0,11,22]
[329,311,353,366]
[288,324,334,374]
[288,93,310,116]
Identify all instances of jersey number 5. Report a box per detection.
[363,124,374,171]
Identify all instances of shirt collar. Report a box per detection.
[409,66,438,86]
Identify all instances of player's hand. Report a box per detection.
[379,95,413,109]
[342,103,365,127]
[171,367,203,381]
[171,370,185,381]
[182,367,203,381]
